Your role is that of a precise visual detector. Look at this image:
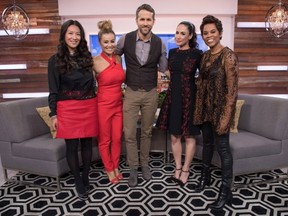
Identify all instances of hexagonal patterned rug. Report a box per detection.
[0,153,288,216]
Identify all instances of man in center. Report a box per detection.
[116,3,168,187]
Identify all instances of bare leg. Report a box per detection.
[180,136,196,184]
[171,134,182,178]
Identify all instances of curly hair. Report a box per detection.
[200,15,223,39]
[55,20,93,74]
[97,20,115,42]
[178,21,198,49]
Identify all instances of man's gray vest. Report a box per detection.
[124,30,162,91]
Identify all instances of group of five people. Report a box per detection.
[47,3,238,210]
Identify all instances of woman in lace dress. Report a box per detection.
[193,15,239,209]
[157,21,202,186]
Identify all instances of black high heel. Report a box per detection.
[85,185,91,194]
[194,165,211,192]
[170,168,182,184]
[76,187,88,201]
[177,170,190,187]
[195,175,211,192]
[208,186,233,209]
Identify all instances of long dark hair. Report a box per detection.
[179,21,198,49]
[55,20,93,74]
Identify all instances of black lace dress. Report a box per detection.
[156,48,202,136]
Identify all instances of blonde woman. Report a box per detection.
[93,20,125,184]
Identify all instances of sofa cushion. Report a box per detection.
[36,106,56,138]
[12,134,66,162]
[230,100,245,133]
[11,134,100,162]
[230,130,281,159]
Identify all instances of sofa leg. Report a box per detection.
[233,171,288,190]
[167,152,171,163]
[6,178,61,191]
[231,175,235,191]
[163,151,167,164]
[56,177,61,191]
[3,168,61,191]
[3,168,8,181]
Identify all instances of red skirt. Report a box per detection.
[56,97,98,139]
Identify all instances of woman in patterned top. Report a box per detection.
[194,15,239,209]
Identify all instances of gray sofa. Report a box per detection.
[0,97,100,190]
[0,97,166,191]
[193,94,288,188]
[1,94,287,190]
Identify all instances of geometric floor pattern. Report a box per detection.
[1,153,288,216]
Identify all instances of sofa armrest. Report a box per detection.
[238,94,288,140]
[0,97,50,143]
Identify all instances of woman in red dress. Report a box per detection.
[93,20,125,184]
[48,20,98,200]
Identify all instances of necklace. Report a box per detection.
[205,47,225,69]
[210,46,224,55]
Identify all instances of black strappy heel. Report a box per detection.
[170,168,182,184]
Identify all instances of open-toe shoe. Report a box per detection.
[170,168,182,184]
[177,170,190,187]
[116,173,124,180]
[106,171,119,184]
[109,177,119,184]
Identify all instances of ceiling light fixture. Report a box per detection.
[265,0,288,38]
[1,0,29,40]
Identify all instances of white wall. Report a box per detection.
[58,0,238,49]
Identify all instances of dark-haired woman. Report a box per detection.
[48,20,98,201]
[194,15,239,209]
[157,21,202,186]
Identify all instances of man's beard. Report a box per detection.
[140,27,151,36]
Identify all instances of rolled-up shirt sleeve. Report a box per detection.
[115,34,126,56]
[158,40,168,73]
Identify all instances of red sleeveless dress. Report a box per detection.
[96,52,125,172]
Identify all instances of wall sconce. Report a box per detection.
[265,0,288,38]
[1,0,30,40]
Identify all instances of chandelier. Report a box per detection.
[1,0,30,40]
[265,0,288,38]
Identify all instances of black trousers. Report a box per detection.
[201,122,233,187]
